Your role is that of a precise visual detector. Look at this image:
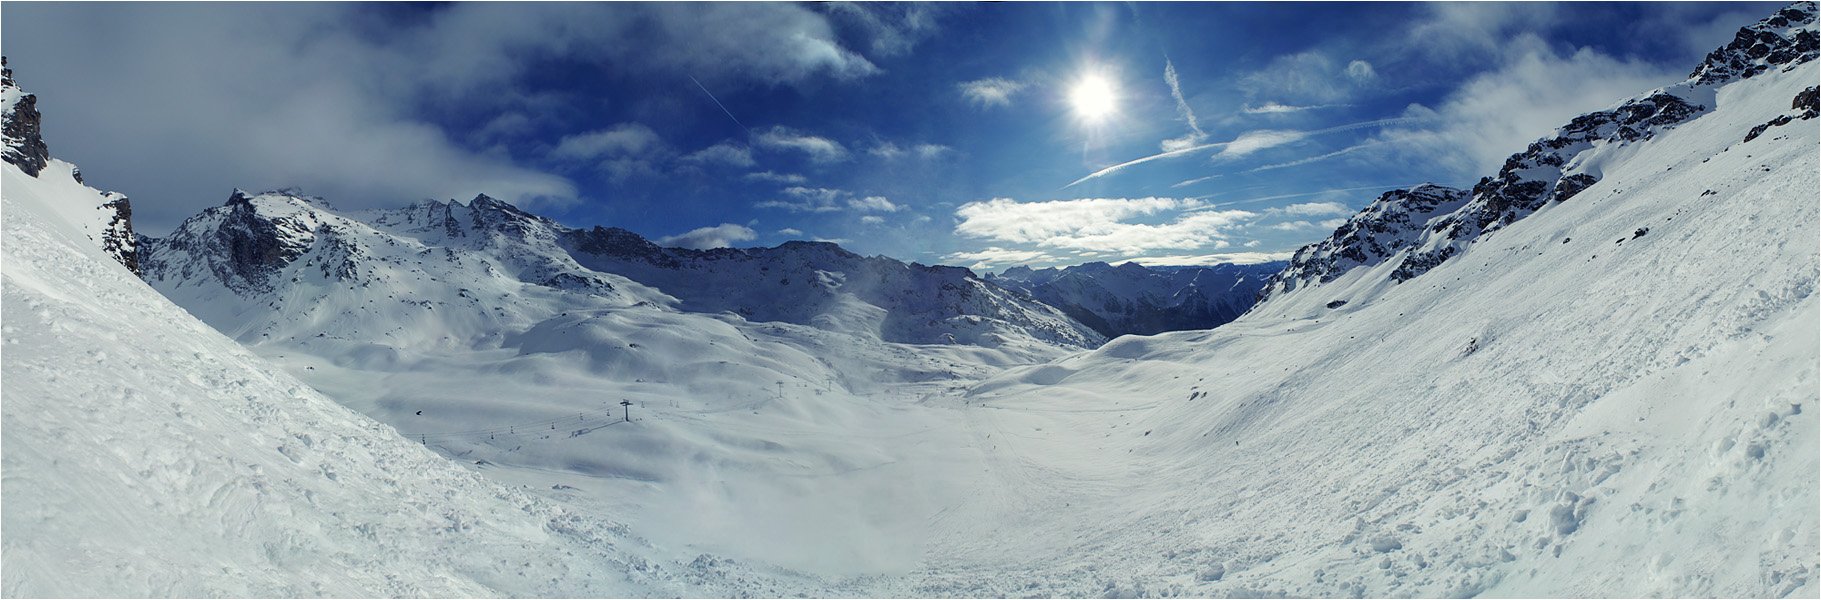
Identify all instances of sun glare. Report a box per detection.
[1070,74,1118,122]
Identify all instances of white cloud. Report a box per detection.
[1275,201,1352,217]
[1269,221,1317,231]
[1215,130,1307,160]
[1371,36,1679,176]
[776,227,804,236]
[657,223,758,249]
[549,123,661,161]
[1161,58,1209,152]
[943,247,1061,270]
[820,2,943,58]
[756,186,847,212]
[875,142,950,159]
[958,77,1026,108]
[1318,218,1349,229]
[953,197,1255,254]
[756,126,849,163]
[848,195,902,212]
[914,143,950,159]
[1243,240,1263,248]
[1071,117,1422,187]
[1112,251,1294,266]
[682,142,755,167]
[1246,139,1391,173]
[859,215,885,225]
[1241,102,1341,114]
[745,171,808,184]
[1238,51,1379,104]
[870,142,905,159]
[1405,3,1561,63]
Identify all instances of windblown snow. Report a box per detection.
[3,4,1817,598]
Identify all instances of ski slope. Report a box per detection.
[0,156,851,598]
[4,4,1816,597]
[913,45,1818,598]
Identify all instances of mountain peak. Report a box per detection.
[1689,2,1818,86]
[2,56,50,178]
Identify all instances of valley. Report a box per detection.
[3,3,1817,598]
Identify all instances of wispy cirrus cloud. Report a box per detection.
[870,141,951,160]
[756,126,849,163]
[1160,58,1209,152]
[1111,251,1295,267]
[548,123,662,161]
[745,171,808,184]
[1241,102,1345,114]
[756,186,847,212]
[682,142,755,167]
[958,77,1027,108]
[848,195,902,212]
[1237,51,1379,104]
[756,187,901,214]
[1069,116,1423,187]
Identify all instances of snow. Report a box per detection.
[926,57,1818,597]
[5,5,1816,597]
[0,142,834,598]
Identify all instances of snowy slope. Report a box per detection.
[0,61,856,598]
[1,139,840,600]
[919,8,1818,596]
[988,261,1284,338]
[2,57,137,273]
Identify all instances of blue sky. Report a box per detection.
[1,2,1781,270]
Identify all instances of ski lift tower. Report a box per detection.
[620,399,633,422]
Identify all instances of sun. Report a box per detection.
[1070,73,1118,122]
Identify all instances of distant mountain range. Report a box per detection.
[987,261,1283,338]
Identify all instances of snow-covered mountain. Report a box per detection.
[2,56,137,274]
[986,260,1284,338]
[560,224,1103,347]
[941,5,1816,596]
[140,193,1101,351]
[5,3,1816,596]
[2,58,827,598]
[1262,2,1819,306]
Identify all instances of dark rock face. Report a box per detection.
[1,57,48,178]
[1744,85,1820,142]
[989,261,1285,337]
[1263,184,1470,296]
[1689,3,1819,86]
[101,193,140,276]
[142,191,325,296]
[3,56,139,275]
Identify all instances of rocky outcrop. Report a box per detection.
[1263,185,1469,296]
[1744,85,1820,142]
[1689,3,1819,86]
[3,56,139,275]
[2,57,48,177]
[1264,3,1818,301]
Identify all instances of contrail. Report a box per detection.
[689,75,751,136]
[1065,116,1426,188]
